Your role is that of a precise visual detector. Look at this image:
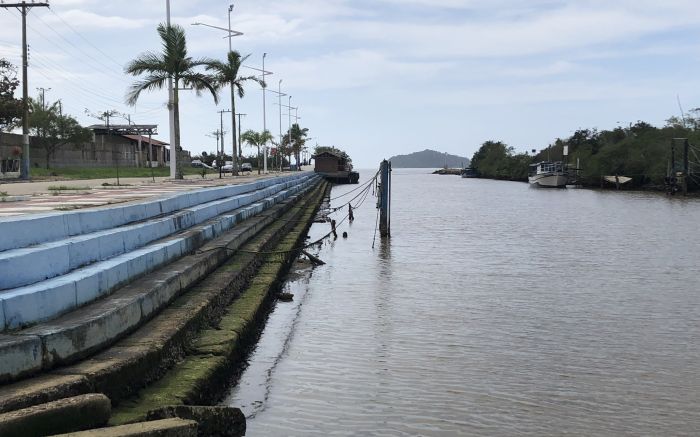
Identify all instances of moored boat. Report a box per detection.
[460,167,477,178]
[528,161,567,188]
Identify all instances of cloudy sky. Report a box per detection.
[2,0,700,167]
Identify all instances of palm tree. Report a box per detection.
[241,129,274,174]
[125,23,218,178]
[289,123,309,170]
[206,51,263,176]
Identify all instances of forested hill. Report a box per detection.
[388,149,470,168]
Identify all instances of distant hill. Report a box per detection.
[388,149,470,168]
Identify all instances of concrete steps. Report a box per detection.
[0,174,320,384]
[0,180,325,416]
[0,174,316,331]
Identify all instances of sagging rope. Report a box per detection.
[328,170,379,201]
[195,171,380,258]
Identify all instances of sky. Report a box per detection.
[1,0,700,168]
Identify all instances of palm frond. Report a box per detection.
[181,72,219,104]
[125,74,169,105]
[125,52,165,75]
[159,23,189,73]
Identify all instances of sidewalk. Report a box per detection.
[0,170,309,217]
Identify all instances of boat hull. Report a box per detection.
[528,173,567,188]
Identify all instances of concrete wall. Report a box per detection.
[0,132,170,170]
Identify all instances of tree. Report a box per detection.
[240,129,273,174]
[206,51,263,175]
[0,58,22,138]
[125,23,218,178]
[28,98,92,169]
[281,123,308,170]
[313,145,352,163]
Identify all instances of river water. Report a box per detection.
[224,169,700,436]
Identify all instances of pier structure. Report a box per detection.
[0,172,327,435]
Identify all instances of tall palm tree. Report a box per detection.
[206,51,263,176]
[125,23,218,178]
[241,129,274,174]
[289,123,309,170]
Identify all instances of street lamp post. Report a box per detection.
[166,0,177,179]
[279,80,283,171]
[191,8,244,176]
[262,53,267,174]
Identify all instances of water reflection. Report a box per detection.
[227,171,700,436]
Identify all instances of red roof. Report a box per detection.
[122,135,169,146]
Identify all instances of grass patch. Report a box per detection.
[48,185,92,191]
[31,166,218,180]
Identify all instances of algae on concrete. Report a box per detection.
[109,182,327,425]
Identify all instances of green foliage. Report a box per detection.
[473,112,700,189]
[125,23,218,178]
[281,123,308,168]
[205,51,263,170]
[28,97,92,169]
[470,140,529,181]
[0,58,22,132]
[241,129,273,174]
[313,145,352,163]
[30,166,214,179]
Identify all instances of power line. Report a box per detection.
[5,7,131,86]
[47,7,125,70]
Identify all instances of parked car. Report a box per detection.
[191,160,213,169]
[241,162,252,172]
[222,161,233,172]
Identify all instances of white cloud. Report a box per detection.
[44,9,150,29]
[271,49,452,91]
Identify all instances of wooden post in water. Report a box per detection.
[683,139,689,195]
[379,159,391,237]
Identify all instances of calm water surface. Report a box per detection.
[224,169,700,436]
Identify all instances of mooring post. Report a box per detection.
[683,139,689,195]
[379,159,391,237]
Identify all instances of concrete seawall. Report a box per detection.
[0,175,328,435]
[0,173,316,332]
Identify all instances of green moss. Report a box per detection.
[193,329,239,356]
[109,183,327,423]
[111,356,226,425]
[218,314,248,334]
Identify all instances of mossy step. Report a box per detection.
[109,182,327,425]
[108,355,226,426]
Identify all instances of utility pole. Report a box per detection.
[288,96,292,170]
[218,109,231,175]
[2,1,49,179]
[36,87,50,110]
[236,112,246,163]
[292,106,301,170]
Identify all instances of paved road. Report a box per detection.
[0,170,312,217]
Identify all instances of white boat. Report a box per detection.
[528,161,567,188]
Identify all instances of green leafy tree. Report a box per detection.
[28,98,92,169]
[206,51,263,175]
[125,23,218,178]
[313,145,351,161]
[0,59,22,133]
[281,123,308,170]
[240,129,273,174]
